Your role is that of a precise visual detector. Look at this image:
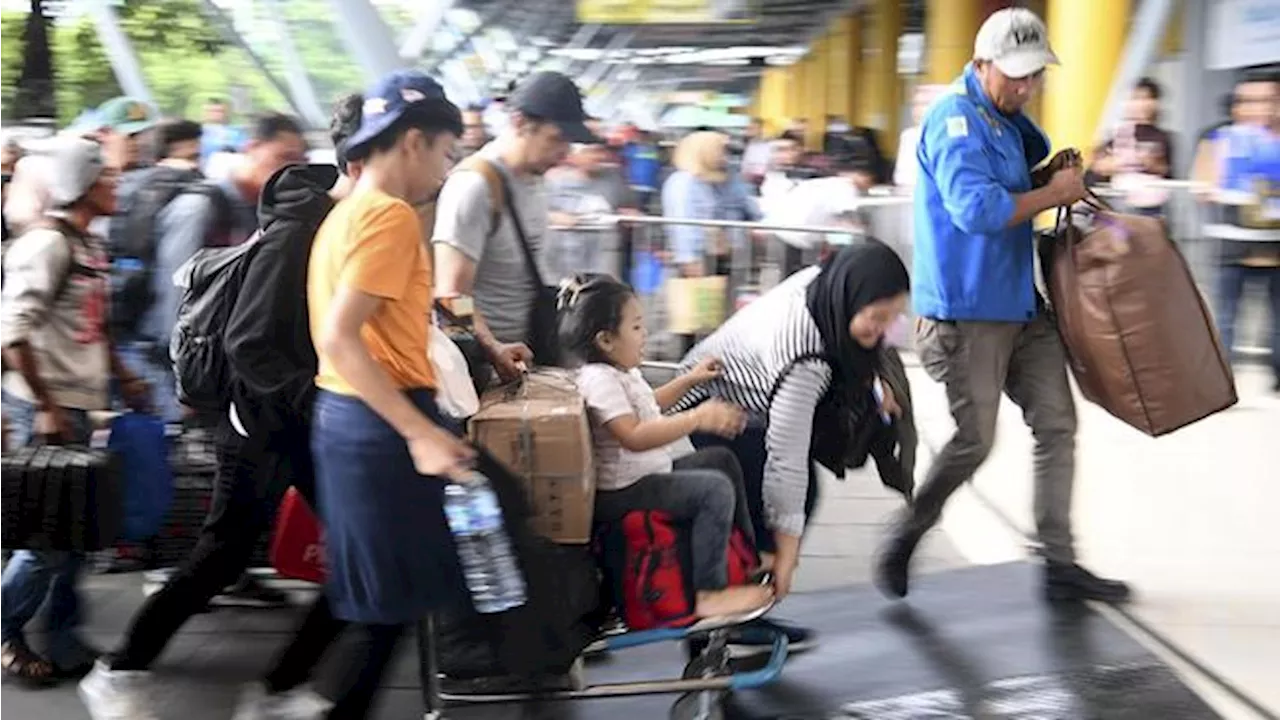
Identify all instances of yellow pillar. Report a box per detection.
[785,60,806,133]
[826,14,858,126]
[857,0,903,156]
[1162,0,1183,57]
[1042,0,1130,157]
[756,68,786,136]
[803,38,829,151]
[924,0,981,84]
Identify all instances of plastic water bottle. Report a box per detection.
[443,471,527,614]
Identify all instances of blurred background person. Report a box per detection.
[199,97,246,170]
[3,133,27,248]
[544,141,638,282]
[1087,77,1175,216]
[765,147,880,274]
[758,131,816,214]
[739,118,773,189]
[460,105,490,158]
[621,128,663,213]
[662,130,759,280]
[1204,70,1280,393]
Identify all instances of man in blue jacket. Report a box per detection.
[877,7,1131,604]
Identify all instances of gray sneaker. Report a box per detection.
[232,682,333,720]
[78,660,160,720]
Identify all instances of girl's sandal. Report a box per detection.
[1,641,58,688]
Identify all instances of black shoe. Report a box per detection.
[875,525,924,600]
[209,574,290,609]
[1044,562,1133,604]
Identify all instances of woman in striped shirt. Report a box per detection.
[673,241,911,599]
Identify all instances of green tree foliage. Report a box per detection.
[1,12,29,116]
[0,0,404,127]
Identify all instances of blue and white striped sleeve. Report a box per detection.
[763,359,833,537]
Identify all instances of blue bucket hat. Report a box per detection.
[344,71,459,157]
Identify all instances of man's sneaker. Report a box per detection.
[722,618,818,659]
[1044,562,1133,604]
[210,574,291,609]
[78,660,160,720]
[232,682,333,720]
[874,521,926,600]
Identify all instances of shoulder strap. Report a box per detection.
[193,183,235,247]
[453,155,506,241]
[469,158,547,288]
[766,351,832,406]
[26,220,86,306]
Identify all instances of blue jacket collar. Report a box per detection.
[960,63,1050,168]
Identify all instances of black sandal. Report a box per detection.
[1,641,57,688]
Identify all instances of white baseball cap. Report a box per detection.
[28,135,106,207]
[974,8,1059,79]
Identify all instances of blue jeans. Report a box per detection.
[1215,259,1280,380]
[117,340,181,424]
[1,392,95,666]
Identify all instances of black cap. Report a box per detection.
[509,71,599,144]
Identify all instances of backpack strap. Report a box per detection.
[31,219,89,307]
[766,351,832,406]
[452,155,506,240]
[189,182,236,247]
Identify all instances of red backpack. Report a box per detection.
[602,510,758,631]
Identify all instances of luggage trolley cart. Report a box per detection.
[416,602,789,720]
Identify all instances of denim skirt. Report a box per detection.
[311,388,467,624]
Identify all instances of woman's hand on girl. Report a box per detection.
[694,400,746,438]
[688,357,723,385]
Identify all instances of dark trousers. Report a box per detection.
[1215,256,1280,381]
[594,447,754,590]
[324,623,406,719]
[693,427,821,556]
[911,316,1078,563]
[110,416,345,686]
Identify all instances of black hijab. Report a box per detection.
[805,240,910,393]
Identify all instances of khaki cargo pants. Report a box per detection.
[910,314,1078,564]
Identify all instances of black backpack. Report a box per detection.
[169,235,259,413]
[108,167,232,339]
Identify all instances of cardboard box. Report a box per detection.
[468,370,596,544]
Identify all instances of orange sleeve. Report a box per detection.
[338,198,423,300]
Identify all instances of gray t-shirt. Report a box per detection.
[432,143,548,346]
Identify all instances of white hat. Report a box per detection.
[974,8,1059,79]
[28,136,106,207]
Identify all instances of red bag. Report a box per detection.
[269,488,326,584]
[612,510,757,631]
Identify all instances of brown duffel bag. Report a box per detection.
[1041,196,1237,436]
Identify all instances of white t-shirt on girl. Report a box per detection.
[576,363,695,491]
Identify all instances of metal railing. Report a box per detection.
[539,179,1274,363]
